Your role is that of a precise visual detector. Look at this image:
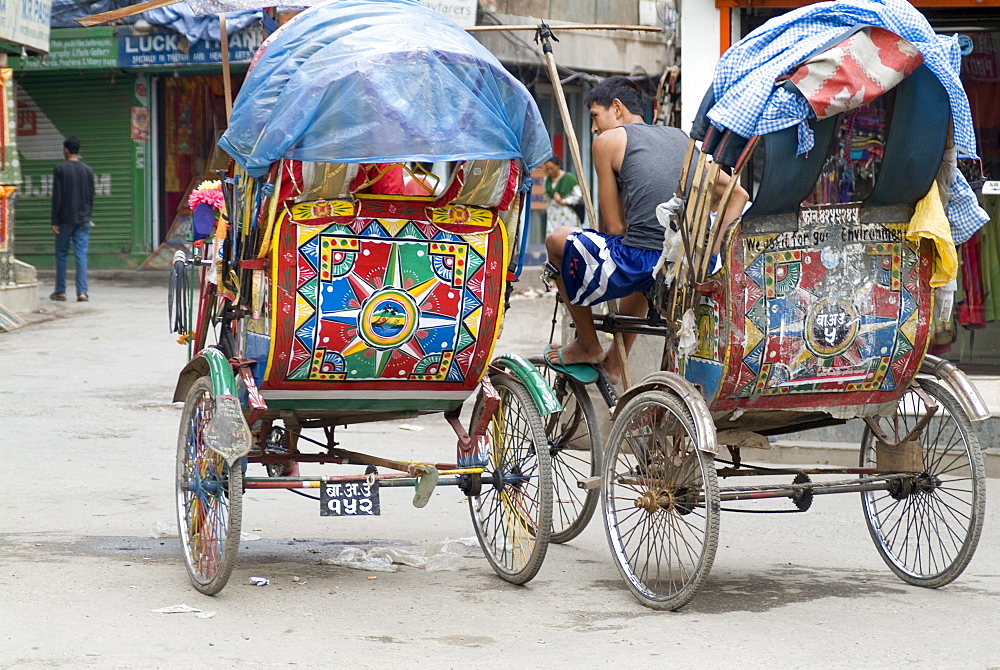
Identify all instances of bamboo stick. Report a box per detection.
[690,161,720,270]
[540,28,632,389]
[698,136,759,281]
[468,24,662,32]
[670,151,707,317]
[76,0,179,26]
[683,161,718,314]
[219,13,233,122]
[675,139,697,200]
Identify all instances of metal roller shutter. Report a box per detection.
[14,71,141,268]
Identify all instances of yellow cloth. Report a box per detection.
[906,184,958,288]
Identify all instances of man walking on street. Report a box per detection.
[51,136,95,302]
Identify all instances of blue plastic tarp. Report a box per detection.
[144,5,260,45]
[218,0,550,177]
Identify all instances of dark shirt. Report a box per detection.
[51,159,95,227]
[617,124,692,251]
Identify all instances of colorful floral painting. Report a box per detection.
[264,206,506,406]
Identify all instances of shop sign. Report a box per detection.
[13,27,117,71]
[418,0,477,28]
[0,0,52,53]
[118,26,263,68]
[963,33,999,82]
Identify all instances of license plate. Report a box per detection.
[320,481,380,516]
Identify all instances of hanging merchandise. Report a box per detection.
[957,231,986,329]
[979,197,1000,323]
[805,104,887,205]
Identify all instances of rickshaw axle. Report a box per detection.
[715,474,915,503]
[624,474,918,511]
[243,472,520,491]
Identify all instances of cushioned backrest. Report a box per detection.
[449,160,510,207]
[296,162,359,202]
[743,117,837,220]
[863,64,949,208]
[745,64,948,218]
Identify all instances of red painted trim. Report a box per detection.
[497,160,521,211]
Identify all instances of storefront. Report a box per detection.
[0,0,50,313]
[11,23,259,269]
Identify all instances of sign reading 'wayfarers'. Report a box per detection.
[117,26,263,68]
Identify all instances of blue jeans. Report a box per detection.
[54,224,89,296]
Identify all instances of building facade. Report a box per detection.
[10,1,674,270]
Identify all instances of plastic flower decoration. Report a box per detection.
[188,180,224,243]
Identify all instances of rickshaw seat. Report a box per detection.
[297,162,360,202]
[743,65,949,221]
[295,159,518,212]
[449,159,518,209]
[862,65,949,208]
[742,117,837,221]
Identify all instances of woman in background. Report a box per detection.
[542,156,584,232]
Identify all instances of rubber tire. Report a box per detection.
[602,389,720,610]
[860,378,985,588]
[468,372,553,585]
[528,355,601,543]
[176,376,244,595]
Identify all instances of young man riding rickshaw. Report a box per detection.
[543,75,749,384]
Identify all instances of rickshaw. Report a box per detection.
[541,10,990,610]
[167,0,559,595]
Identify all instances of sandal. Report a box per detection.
[77,294,89,302]
[542,345,599,384]
[49,292,66,301]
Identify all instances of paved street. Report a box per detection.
[2,279,1000,669]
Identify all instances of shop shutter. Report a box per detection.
[14,71,138,267]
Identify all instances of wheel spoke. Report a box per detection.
[860,380,984,586]
[469,375,551,584]
[603,391,718,610]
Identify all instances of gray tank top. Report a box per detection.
[617,124,691,251]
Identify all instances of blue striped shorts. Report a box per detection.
[561,230,660,307]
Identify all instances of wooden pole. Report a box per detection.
[219,13,233,122]
[469,24,661,33]
[76,0,180,26]
[541,53,595,226]
[538,24,630,389]
[699,136,759,281]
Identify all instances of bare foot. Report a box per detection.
[602,344,625,386]
[546,338,605,368]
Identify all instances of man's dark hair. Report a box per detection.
[584,76,649,115]
[544,155,562,168]
[63,136,81,154]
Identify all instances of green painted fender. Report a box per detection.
[174,347,251,466]
[491,353,561,416]
[173,346,240,403]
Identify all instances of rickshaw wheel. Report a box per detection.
[176,376,244,595]
[528,355,601,544]
[860,379,985,588]
[468,373,553,585]
[602,390,720,610]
